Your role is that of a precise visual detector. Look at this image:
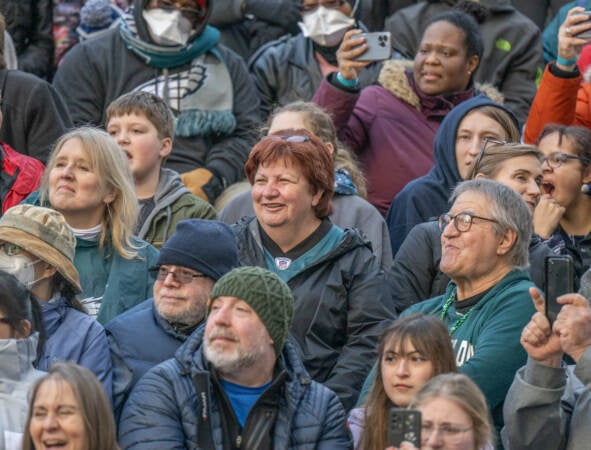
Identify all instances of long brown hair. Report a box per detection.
[22,362,120,450]
[360,314,457,450]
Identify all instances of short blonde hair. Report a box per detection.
[41,127,138,259]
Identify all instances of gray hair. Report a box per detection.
[451,179,531,269]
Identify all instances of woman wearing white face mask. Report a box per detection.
[250,0,383,118]
[0,204,113,402]
[0,272,45,450]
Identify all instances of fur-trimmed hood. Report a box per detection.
[378,59,503,110]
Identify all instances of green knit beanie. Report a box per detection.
[209,266,294,357]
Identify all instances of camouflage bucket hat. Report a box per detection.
[0,205,81,293]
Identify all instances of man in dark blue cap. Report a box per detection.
[106,218,238,418]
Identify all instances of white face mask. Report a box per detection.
[298,5,355,47]
[0,253,40,288]
[142,8,194,46]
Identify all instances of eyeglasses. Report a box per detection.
[154,0,207,22]
[541,152,591,169]
[470,137,507,179]
[0,243,23,257]
[0,318,11,325]
[301,0,346,13]
[421,423,472,445]
[438,212,498,233]
[149,266,208,284]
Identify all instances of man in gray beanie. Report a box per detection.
[106,218,238,419]
[119,266,352,448]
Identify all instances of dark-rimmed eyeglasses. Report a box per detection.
[438,212,498,233]
[470,137,507,179]
[0,318,11,325]
[149,266,208,284]
[541,152,591,169]
[301,0,346,13]
[154,0,207,22]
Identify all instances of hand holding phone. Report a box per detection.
[544,255,574,324]
[574,11,591,40]
[352,32,392,62]
[388,408,421,447]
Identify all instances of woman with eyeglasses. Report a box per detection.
[0,270,46,449]
[391,373,494,450]
[231,128,395,411]
[534,124,591,288]
[24,127,160,325]
[389,141,553,313]
[349,314,457,450]
[0,204,112,400]
[313,9,504,215]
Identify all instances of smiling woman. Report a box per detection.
[313,9,494,214]
[22,362,119,450]
[232,128,395,411]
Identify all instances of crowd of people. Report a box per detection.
[1,1,591,450]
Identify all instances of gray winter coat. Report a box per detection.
[232,216,396,411]
[502,350,591,450]
[118,328,353,449]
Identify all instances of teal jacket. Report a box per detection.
[407,269,535,438]
[75,236,159,325]
[358,269,535,442]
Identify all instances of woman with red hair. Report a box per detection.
[232,129,395,412]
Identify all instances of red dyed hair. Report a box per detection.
[245,129,334,218]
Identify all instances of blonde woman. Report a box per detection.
[26,126,159,324]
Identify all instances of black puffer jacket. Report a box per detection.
[232,216,396,411]
[248,32,382,119]
[0,0,53,79]
[118,327,353,449]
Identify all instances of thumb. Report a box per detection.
[529,286,546,314]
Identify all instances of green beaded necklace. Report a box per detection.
[440,289,475,335]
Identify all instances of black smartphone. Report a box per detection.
[575,11,591,40]
[353,32,392,61]
[387,408,421,447]
[544,255,574,323]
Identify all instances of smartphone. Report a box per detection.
[574,11,591,41]
[387,408,421,447]
[353,31,392,61]
[544,255,574,324]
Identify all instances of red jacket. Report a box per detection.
[0,142,44,213]
[524,63,590,144]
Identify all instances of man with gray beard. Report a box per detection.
[119,266,352,449]
[106,219,238,420]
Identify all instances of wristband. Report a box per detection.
[336,72,359,88]
[556,56,578,66]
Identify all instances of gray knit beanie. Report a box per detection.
[210,266,294,357]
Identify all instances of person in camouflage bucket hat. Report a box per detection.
[208,266,294,357]
[0,204,113,396]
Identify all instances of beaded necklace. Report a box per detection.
[439,289,475,335]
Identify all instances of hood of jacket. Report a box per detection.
[378,59,503,113]
[0,333,40,382]
[137,168,192,238]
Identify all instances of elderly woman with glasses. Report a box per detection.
[231,129,395,412]
[534,124,591,288]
